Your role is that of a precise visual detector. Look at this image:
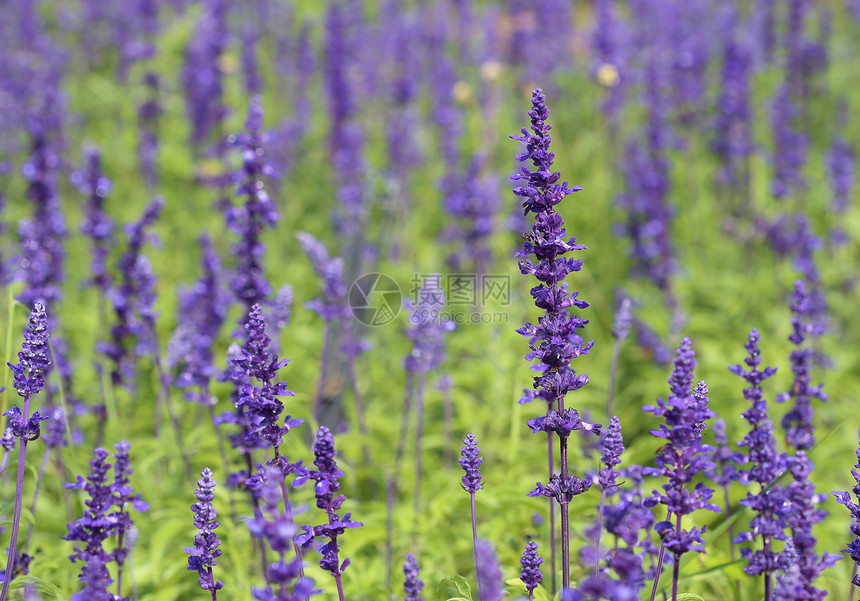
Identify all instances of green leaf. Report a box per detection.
[14,575,67,600]
[435,575,473,601]
[675,594,705,601]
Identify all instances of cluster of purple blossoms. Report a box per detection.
[138,72,162,190]
[730,329,790,588]
[459,433,483,495]
[184,467,223,598]
[512,88,599,589]
[99,197,164,389]
[220,304,302,462]
[519,541,543,600]
[711,5,753,195]
[826,125,855,244]
[475,538,504,601]
[403,553,424,601]
[770,83,808,200]
[643,339,719,561]
[777,280,827,452]
[224,96,279,317]
[168,235,229,406]
[294,428,361,580]
[512,89,599,438]
[182,0,228,156]
[248,468,316,601]
[73,145,114,295]
[776,451,839,600]
[65,442,146,600]
[17,117,67,311]
[833,435,860,587]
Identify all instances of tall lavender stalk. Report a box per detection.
[833,434,860,597]
[643,339,719,601]
[294,427,362,601]
[459,433,484,600]
[0,304,50,601]
[512,88,600,590]
[730,329,788,600]
[184,468,223,599]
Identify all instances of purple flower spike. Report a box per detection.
[777,280,826,452]
[519,541,543,599]
[475,539,504,601]
[512,88,598,591]
[184,467,223,596]
[294,427,361,586]
[403,553,423,601]
[599,416,624,490]
[459,434,483,494]
[65,448,116,598]
[7,303,50,398]
[731,329,790,584]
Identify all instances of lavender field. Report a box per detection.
[1,0,860,600]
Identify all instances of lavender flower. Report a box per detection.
[643,339,719,601]
[74,145,114,295]
[513,88,599,590]
[0,304,51,597]
[99,197,164,389]
[184,468,223,598]
[712,7,753,195]
[731,328,789,591]
[779,451,840,600]
[224,96,278,317]
[232,304,301,453]
[111,441,148,592]
[519,541,543,600]
[459,433,483,494]
[475,539,504,601]
[64,448,116,599]
[833,433,860,588]
[403,553,423,601]
[777,280,827,451]
[770,82,807,200]
[826,124,855,244]
[294,427,361,600]
[169,234,229,405]
[138,72,162,190]
[182,0,228,155]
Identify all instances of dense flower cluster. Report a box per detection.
[403,553,424,601]
[777,280,827,451]
[459,433,483,494]
[519,541,543,598]
[225,95,279,315]
[294,427,362,579]
[184,467,223,597]
[833,435,860,587]
[643,339,719,557]
[731,329,790,579]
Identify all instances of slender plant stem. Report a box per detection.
[385,470,394,591]
[558,395,570,590]
[649,541,667,601]
[607,336,622,418]
[671,553,680,601]
[334,572,345,601]
[394,372,415,480]
[723,485,735,560]
[594,486,608,577]
[442,378,453,470]
[413,371,426,528]
[470,492,484,601]
[547,430,556,597]
[208,566,218,601]
[24,446,52,554]
[345,353,371,464]
[244,453,269,575]
[314,324,332,425]
[1,391,32,601]
[116,531,126,597]
[272,449,305,581]
[765,570,772,601]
